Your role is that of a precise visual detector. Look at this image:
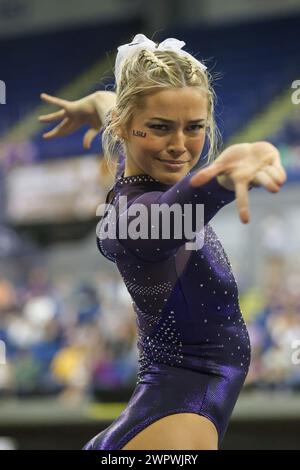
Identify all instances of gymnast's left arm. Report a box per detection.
[190,141,287,224]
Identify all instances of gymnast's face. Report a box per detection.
[120,87,208,185]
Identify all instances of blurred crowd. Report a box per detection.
[0,251,300,400]
[0,265,138,403]
[270,107,300,174]
[243,255,300,391]
[237,108,300,391]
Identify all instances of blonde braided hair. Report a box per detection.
[102,47,220,177]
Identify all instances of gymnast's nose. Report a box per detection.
[167,131,186,158]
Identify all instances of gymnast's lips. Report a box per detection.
[158,159,189,171]
[158,159,189,164]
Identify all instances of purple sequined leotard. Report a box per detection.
[84,155,251,450]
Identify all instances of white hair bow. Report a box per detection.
[114,33,207,84]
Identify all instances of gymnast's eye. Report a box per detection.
[149,124,204,131]
[149,124,169,131]
[189,125,205,131]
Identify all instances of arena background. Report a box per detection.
[0,0,300,450]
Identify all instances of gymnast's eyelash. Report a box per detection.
[149,124,205,131]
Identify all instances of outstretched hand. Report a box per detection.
[190,142,287,224]
[38,91,115,149]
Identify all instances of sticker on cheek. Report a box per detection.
[132,130,147,138]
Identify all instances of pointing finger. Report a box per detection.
[42,118,73,139]
[38,109,66,122]
[254,170,280,192]
[235,181,250,224]
[40,93,68,108]
[83,128,99,149]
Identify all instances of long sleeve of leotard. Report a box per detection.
[116,170,237,261]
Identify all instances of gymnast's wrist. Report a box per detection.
[92,91,117,125]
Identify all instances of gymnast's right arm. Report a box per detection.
[38,90,116,148]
